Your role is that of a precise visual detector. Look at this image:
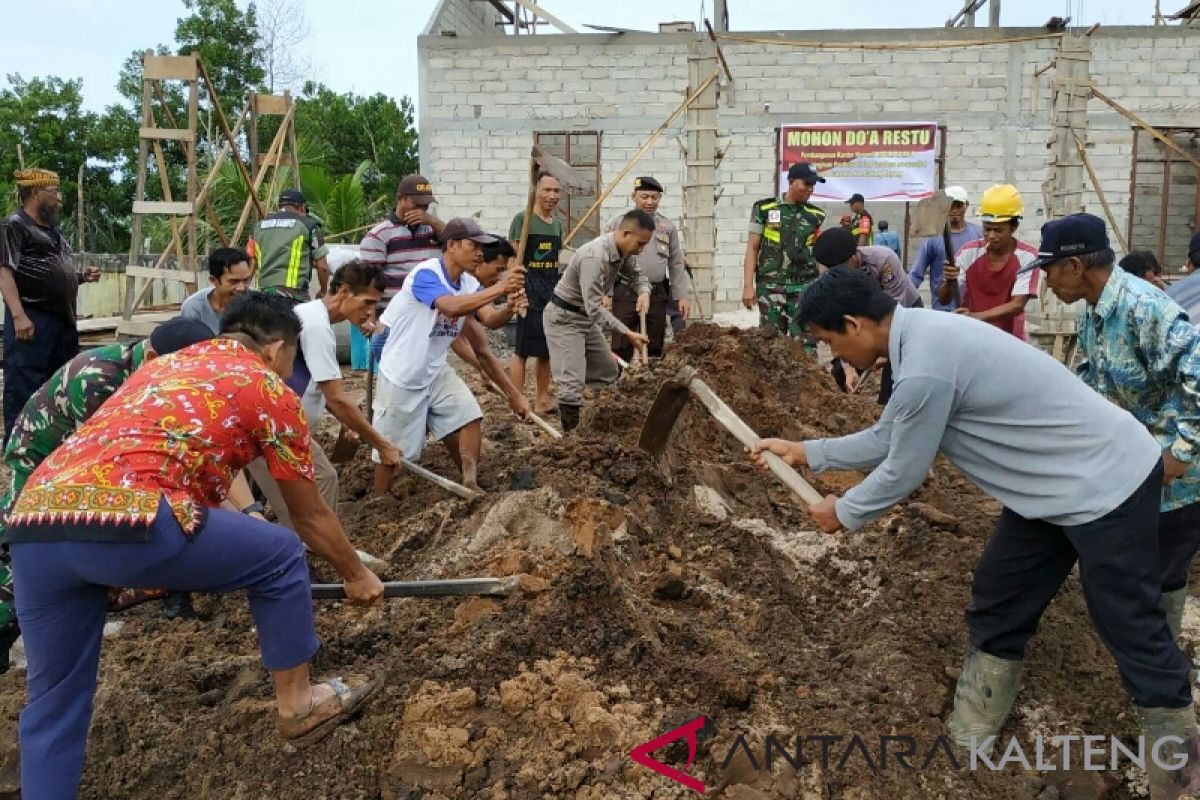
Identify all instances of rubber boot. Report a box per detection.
[946,646,1023,755]
[559,404,581,432]
[1139,704,1200,800]
[1163,587,1188,642]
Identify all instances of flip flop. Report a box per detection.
[277,675,380,746]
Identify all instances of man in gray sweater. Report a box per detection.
[752,267,1195,796]
[544,210,652,431]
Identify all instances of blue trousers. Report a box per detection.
[349,324,370,371]
[10,499,319,800]
[3,306,79,444]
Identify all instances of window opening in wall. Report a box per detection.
[1127,126,1200,273]
[535,131,601,248]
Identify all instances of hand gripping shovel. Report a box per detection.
[909,189,960,305]
[638,366,823,507]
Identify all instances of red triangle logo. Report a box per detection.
[629,715,708,794]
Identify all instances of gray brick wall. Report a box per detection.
[418,25,1200,313]
[423,0,505,37]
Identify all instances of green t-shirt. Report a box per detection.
[509,211,564,309]
[748,198,826,287]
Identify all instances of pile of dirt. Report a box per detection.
[0,324,1155,799]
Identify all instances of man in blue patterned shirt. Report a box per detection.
[1034,214,1200,643]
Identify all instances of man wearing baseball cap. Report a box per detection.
[908,185,982,311]
[846,193,874,246]
[247,189,330,303]
[1037,213,1200,624]
[372,218,527,495]
[742,162,827,345]
[360,175,445,327]
[752,265,1196,797]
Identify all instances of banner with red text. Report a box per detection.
[778,122,938,202]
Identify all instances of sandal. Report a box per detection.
[277,675,380,746]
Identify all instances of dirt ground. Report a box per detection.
[0,323,1184,799]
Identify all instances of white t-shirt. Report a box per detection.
[293,299,342,424]
[379,257,480,392]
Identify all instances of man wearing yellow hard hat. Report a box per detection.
[938,184,1040,340]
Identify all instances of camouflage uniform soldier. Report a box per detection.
[742,162,827,345]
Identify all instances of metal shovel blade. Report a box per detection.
[532,144,594,195]
[909,189,955,239]
[329,428,361,464]
[637,366,698,458]
[311,576,518,600]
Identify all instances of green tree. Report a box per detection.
[293,82,419,203]
[175,0,264,110]
[0,76,94,242]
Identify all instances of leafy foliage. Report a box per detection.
[0,0,418,255]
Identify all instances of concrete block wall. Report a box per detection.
[422,0,504,37]
[418,25,1200,313]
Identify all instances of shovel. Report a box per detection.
[311,575,518,600]
[909,189,959,304]
[513,145,596,318]
[639,366,824,507]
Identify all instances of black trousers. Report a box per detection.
[3,307,78,444]
[1159,501,1200,592]
[611,281,669,361]
[966,461,1191,709]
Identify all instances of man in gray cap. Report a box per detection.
[372,218,526,494]
[603,176,692,361]
[544,210,653,431]
[248,189,330,303]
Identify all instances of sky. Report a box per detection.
[0,0,1169,116]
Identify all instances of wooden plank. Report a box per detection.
[257,152,286,167]
[144,55,197,82]
[85,311,177,335]
[125,265,205,282]
[133,200,194,216]
[139,127,194,142]
[253,93,289,115]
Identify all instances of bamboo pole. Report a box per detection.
[194,54,263,219]
[1090,86,1200,172]
[1072,131,1129,254]
[232,104,293,244]
[565,69,720,245]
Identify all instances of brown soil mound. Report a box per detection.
[0,324,1151,799]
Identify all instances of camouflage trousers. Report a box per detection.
[756,283,817,353]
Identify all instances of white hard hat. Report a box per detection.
[946,186,969,204]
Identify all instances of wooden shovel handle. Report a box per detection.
[687,377,824,507]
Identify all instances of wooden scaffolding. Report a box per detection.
[119,50,297,336]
